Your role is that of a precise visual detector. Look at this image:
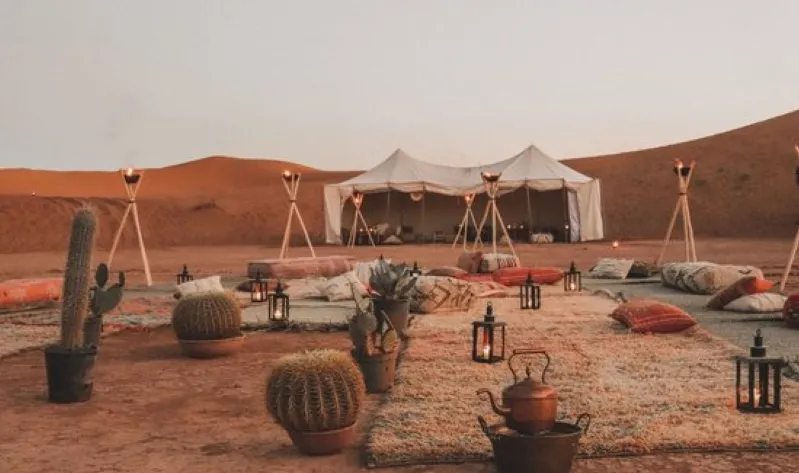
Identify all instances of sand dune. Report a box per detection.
[1,111,798,253]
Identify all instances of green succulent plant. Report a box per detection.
[368,259,417,301]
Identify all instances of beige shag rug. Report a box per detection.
[363,291,799,467]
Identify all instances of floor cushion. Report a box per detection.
[247,255,353,280]
[706,276,774,310]
[396,275,477,314]
[610,300,698,333]
[531,233,554,244]
[426,266,467,278]
[176,276,225,299]
[320,271,368,302]
[492,267,564,286]
[383,235,403,245]
[457,273,496,283]
[661,262,764,295]
[0,278,62,311]
[467,280,510,298]
[724,293,786,313]
[587,258,635,279]
[456,252,483,274]
[782,293,799,328]
[479,253,519,273]
[283,278,324,300]
[627,261,660,278]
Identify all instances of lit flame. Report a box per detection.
[464,193,473,204]
[674,158,684,169]
[612,240,619,249]
[282,170,292,179]
[353,193,363,205]
[569,282,577,291]
[754,388,761,406]
[125,168,133,176]
[482,344,491,359]
[273,308,283,320]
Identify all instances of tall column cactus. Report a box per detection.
[60,206,98,349]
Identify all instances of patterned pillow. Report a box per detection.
[725,293,786,313]
[426,266,467,278]
[479,253,518,273]
[397,275,477,314]
[610,300,697,333]
[706,276,773,310]
[456,252,483,273]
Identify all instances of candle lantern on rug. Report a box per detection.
[735,329,786,414]
[564,261,582,292]
[409,261,423,277]
[472,302,506,363]
[250,271,268,303]
[176,264,193,285]
[268,281,290,322]
[520,272,541,310]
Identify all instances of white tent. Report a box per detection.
[323,145,604,244]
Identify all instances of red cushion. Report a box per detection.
[492,267,564,286]
[783,293,799,329]
[610,300,697,333]
[456,273,495,283]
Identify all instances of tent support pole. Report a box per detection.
[525,184,533,243]
[385,190,391,225]
[420,190,426,243]
[562,178,570,243]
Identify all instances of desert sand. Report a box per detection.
[3,112,799,473]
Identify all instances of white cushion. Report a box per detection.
[724,293,787,313]
[320,271,369,302]
[176,275,224,298]
[587,258,635,280]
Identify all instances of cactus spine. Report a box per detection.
[172,292,242,340]
[60,207,98,350]
[265,349,365,432]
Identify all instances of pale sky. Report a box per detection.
[1,0,798,171]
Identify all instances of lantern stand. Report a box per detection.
[107,168,153,286]
[520,272,541,310]
[778,145,799,292]
[656,159,698,266]
[250,270,268,303]
[564,261,582,292]
[472,172,520,265]
[279,171,316,260]
[452,193,481,249]
[347,191,376,248]
[735,329,786,414]
[268,281,290,322]
[176,264,193,285]
[471,302,506,363]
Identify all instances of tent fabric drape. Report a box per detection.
[323,145,605,244]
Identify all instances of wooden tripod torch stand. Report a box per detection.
[279,170,316,260]
[473,171,519,265]
[347,191,376,248]
[107,168,153,286]
[452,193,481,249]
[778,144,799,292]
[656,159,698,266]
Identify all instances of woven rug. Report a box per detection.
[363,292,799,468]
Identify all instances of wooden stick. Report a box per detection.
[279,178,294,259]
[356,209,376,247]
[656,162,698,265]
[780,226,799,292]
[130,202,152,286]
[107,203,132,268]
[656,197,682,266]
[492,198,520,265]
[279,174,316,259]
[107,171,151,286]
[472,202,490,252]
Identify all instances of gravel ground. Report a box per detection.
[583,277,799,367]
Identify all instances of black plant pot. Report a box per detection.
[352,350,396,393]
[372,298,411,341]
[44,345,97,404]
[83,316,103,349]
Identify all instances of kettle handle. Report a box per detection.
[508,348,551,384]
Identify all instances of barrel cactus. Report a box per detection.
[172,292,242,341]
[266,349,365,432]
[60,206,98,350]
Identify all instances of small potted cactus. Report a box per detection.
[348,288,399,393]
[369,259,417,340]
[171,292,245,358]
[266,349,365,455]
[44,207,99,403]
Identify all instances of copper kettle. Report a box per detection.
[476,348,557,435]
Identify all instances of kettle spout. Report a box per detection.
[476,388,511,417]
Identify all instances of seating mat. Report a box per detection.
[247,255,353,280]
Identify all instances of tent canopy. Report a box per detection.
[323,145,604,243]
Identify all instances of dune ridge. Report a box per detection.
[1,111,798,253]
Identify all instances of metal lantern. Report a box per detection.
[409,261,423,277]
[250,271,268,303]
[268,281,290,322]
[123,167,141,185]
[735,329,786,413]
[564,261,582,292]
[176,264,193,285]
[471,302,506,363]
[520,272,541,310]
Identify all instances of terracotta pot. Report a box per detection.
[286,423,357,455]
[178,335,245,358]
